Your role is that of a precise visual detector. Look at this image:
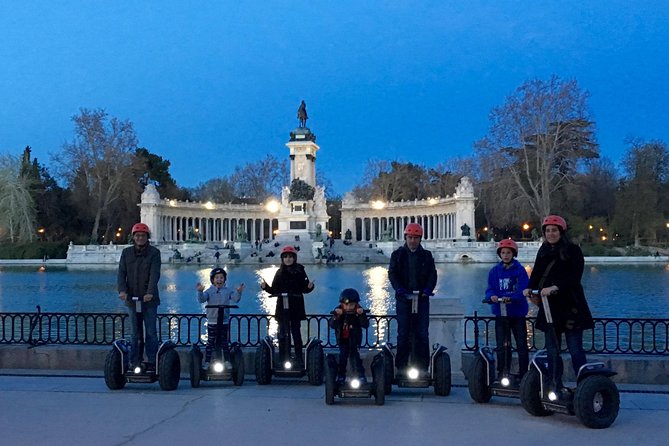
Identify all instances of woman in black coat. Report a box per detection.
[260,246,314,364]
[524,215,594,392]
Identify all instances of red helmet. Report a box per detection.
[280,246,298,257]
[497,239,518,257]
[542,215,567,232]
[131,222,150,235]
[404,223,424,237]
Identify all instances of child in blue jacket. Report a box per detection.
[485,239,529,381]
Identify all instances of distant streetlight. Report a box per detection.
[265,200,280,213]
[522,223,530,239]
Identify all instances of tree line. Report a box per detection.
[1,76,667,255]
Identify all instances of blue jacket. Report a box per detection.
[198,285,241,325]
[484,259,529,317]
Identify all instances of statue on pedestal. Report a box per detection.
[297,100,308,128]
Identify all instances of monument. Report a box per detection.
[275,101,330,242]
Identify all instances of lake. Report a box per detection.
[1,262,668,319]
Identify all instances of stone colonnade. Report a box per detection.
[139,184,279,244]
[340,177,476,242]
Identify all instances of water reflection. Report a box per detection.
[363,266,392,344]
[257,265,280,337]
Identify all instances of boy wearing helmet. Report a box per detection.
[117,222,162,372]
[260,245,315,366]
[196,268,245,370]
[484,239,529,380]
[388,223,437,375]
[523,215,594,396]
[329,288,370,384]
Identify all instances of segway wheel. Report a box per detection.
[574,375,620,429]
[373,360,385,406]
[190,348,202,388]
[158,348,181,391]
[519,367,553,417]
[381,351,393,395]
[467,355,492,403]
[307,343,324,386]
[325,354,337,405]
[254,344,272,385]
[433,351,452,396]
[104,348,126,390]
[232,346,245,386]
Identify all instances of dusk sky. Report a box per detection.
[1,2,668,197]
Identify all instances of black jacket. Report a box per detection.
[388,244,437,296]
[528,240,594,332]
[329,305,369,347]
[263,263,313,320]
[117,244,161,306]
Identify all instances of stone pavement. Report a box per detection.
[0,371,668,446]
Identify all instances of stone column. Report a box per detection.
[429,295,465,377]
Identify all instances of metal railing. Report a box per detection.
[0,308,397,349]
[2,308,667,355]
[464,312,669,355]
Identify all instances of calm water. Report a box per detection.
[0,263,668,318]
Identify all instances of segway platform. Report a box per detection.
[325,353,385,405]
[189,343,245,387]
[380,343,451,396]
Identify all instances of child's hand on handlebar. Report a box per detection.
[196,282,204,292]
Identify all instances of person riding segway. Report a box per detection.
[381,223,451,396]
[519,215,620,428]
[468,238,529,403]
[325,288,385,405]
[256,246,323,385]
[105,223,180,391]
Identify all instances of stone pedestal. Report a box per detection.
[429,295,465,375]
[232,242,252,260]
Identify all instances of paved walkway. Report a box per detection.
[1,371,668,446]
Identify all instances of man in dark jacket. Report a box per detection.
[117,222,161,371]
[388,223,437,375]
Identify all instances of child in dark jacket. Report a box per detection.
[329,288,369,384]
[260,245,314,365]
[485,239,529,380]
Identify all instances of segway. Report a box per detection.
[255,292,324,385]
[468,298,523,403]
[378,291,451,396]
[189,304,245,388]
[325,310,385,405]
[104,297,181,391]
[519,290,620,428]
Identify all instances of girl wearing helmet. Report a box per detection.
[260,246,315,365]
[522,215,594,394]
[484,238,529,380]
[196,268,245,370]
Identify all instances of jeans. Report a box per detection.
[544,328,587,388]
[127,302,159,366]
[396,295,430,370]
[205,323,229,363]
[494,316,529,378]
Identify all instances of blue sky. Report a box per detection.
[1,1,668,196]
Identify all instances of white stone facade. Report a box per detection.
[340,177,476,242]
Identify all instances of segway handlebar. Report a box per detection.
[205,304,239,309]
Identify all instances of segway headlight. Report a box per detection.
[408,367,420,380]
[548,391,558,401]
[284,361,292,370]
[133,366,142,374]
[213,361,224,373]
[500,377,510,387]
[350,378,361,389]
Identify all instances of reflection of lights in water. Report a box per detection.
[363,266,392,343]
[257,266,280,337]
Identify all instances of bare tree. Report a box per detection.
[0,154,36,242]
[53,108,137,243]
[476,76,599,220]
[230,154,288,202]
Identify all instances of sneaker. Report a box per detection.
[358,376,368,385]
[202,361,210,371]
[336,374,346,385]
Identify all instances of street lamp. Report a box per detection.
[522,223,530,240]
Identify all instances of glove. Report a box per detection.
[396,288,407,297]
[421,288,433,297]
